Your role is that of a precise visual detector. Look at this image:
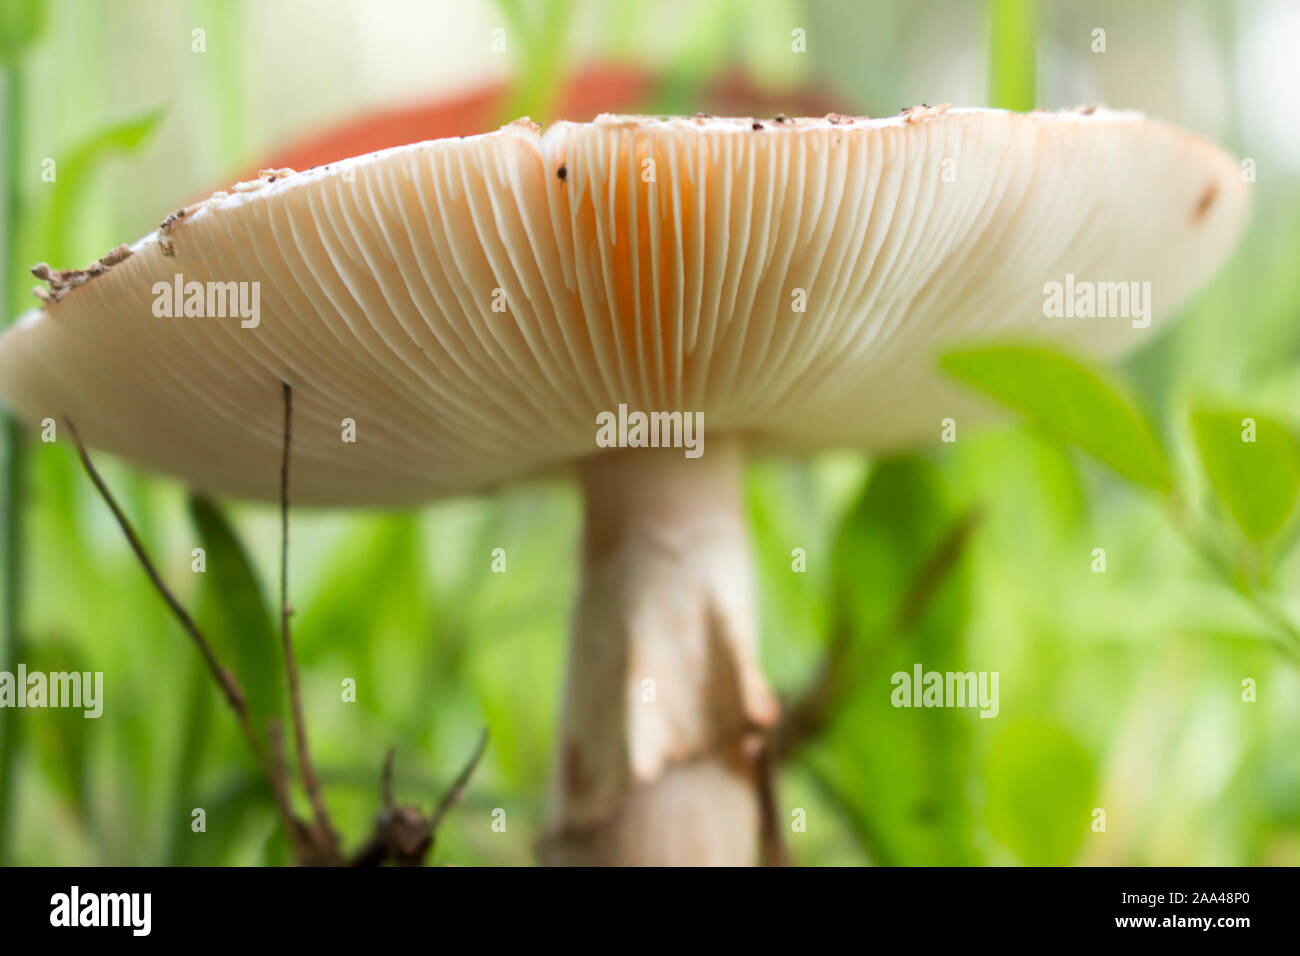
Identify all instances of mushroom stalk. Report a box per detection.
[543,439,779,865]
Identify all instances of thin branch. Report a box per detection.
[772,590,851,759]
[896,508,981,631]
[64,415,341,863]
[64,416,273,779]
[268,719,340,865]
[776,507,982,759]
[429,728,490,833]
[267,720,293,811]
[66,408,487,867]
[351,735,489,867]
[1166,497,1300,663]
[277,381,337,853]
[266,719,310,851]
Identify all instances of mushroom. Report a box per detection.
[0,109,1248,865]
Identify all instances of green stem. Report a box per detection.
[988,0,1037,111]
[0,63,27,865]
[496,0,575,125]
[1167,497,1300,665]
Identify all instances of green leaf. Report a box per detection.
[807,456,981,865]
[187,495,284,738]
[297,514,428,663]
[262,820,291,866]
[0,0,45,65]
[745,461,831,663]
[1191,406,1300,542]
[295,514,431,733]
[832,456,969,641]
[985,720,1096,865]
[24,636,90,816]
[32,108,165,266]
[941,344,1172,493]
[163,657,213,865]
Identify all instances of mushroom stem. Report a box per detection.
[543,439,779,865]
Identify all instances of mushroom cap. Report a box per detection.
[0,108,1248,506]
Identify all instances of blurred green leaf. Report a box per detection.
[24,636,90,816]
[187,773,277,865]
[188,495,284,737]
[164,657,213,865]
[262,820,290,866]
[806,456,980,865]
[296,514,431,743]
[1191,406,1300,543]
[0,0,44,65]
[986,720,1096,865]
[941,344,1172,493]
[746,462,830,664]
[32,108,164,266]
[298,514,428,661]
[832,457,969,641]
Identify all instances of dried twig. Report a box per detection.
[896,507,982,632]
[758,507,980,864]
[66,416,320,854]
[68,407,488,866]
[277,382,338,856]
[352,732,490,867]
[64,416,271,780]
[268,718,331,864]
[429,728,490,833]
[775,507,982,760]
[267,719,293,812]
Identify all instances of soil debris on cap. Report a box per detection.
[231,167,297,195]
[900,102,951,124]
[31,244,134,305]
[158,208,188,257]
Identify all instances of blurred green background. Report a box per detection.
[1,0,1298,866]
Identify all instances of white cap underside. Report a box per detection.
[0,108,1248,505]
